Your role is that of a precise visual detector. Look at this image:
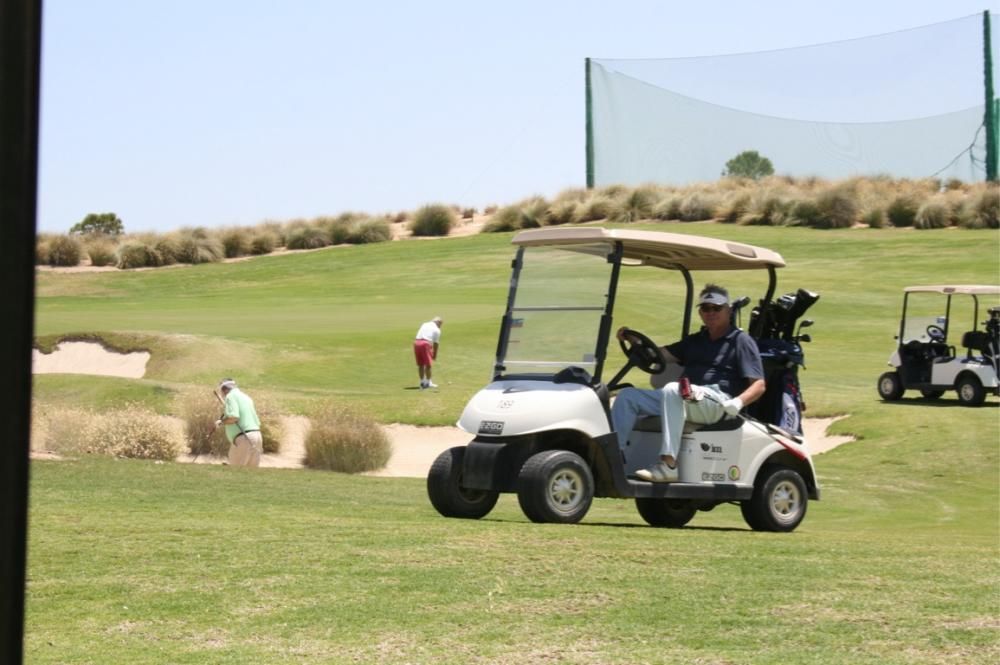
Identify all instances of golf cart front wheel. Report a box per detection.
[635,498,697,528]
[956,375,986,407]
[877,371,904,401]
[741,466,808,532]
[517,450,594,524]
[427,446,499,519]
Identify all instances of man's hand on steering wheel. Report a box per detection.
[617,327,667,374]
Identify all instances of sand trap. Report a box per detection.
[33,341,149,379]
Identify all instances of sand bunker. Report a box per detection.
[33,341,149,379]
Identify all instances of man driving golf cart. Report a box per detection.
[427,227,821,531]
[612,284,766,483]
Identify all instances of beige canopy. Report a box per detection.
[512,227,785,271]
[903,285,1000,295]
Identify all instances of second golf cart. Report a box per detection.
[877,285,1000,406]
[427,227,821,531]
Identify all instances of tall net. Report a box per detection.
[589,13,998,186]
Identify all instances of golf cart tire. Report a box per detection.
[427,446,499,519]
[741,466,808,532]
[877,371,904,401]
[516,450,594,524]
[956,374,986,407]
[635,498,697,528]
[920,389,945,400]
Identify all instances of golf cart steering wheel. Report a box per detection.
[926,324,946,342]
[618,329,667,375]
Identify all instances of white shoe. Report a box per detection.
[426,381,439,389]
[634,461,678,483]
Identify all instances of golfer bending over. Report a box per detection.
[414,316,443,389]
[215,378,263,467]
[612,284,765,483]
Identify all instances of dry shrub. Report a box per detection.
[968,187,999,229]
[546,199,578,225]
[116,240,161,269]
[914,197,951,229]
[651,194,683,221]
[461,207,476,219]
[575,194,620,223]
[32,406,92,453]
[219,228,250,258]
[249,231,278,255]
[410,204,455,237]
[174,232,225,264]
[516,197,549,229]
[304,403,391,473]
[177,390,229,456]
[812,187,858,228]
[482,205,521,232]
[862,207,887,228]
[677,192,718,221]
[886,194,921,228]
[286,224,329,249]
[77,405,183,460]
[612,187,659,223]
[347,217,392,244]
[46,234,82,267]
[84,237,117,266]
[35,234,51,264]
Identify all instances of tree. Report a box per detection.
[723,150,775,180]
[69,212,124,236]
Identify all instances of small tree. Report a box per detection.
[723,151,775,180]
[70,212,124,236]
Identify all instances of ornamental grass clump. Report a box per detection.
[612,187,658,224]
[410,204,455,237]
[914,197,951,229]
[286,224,329,250]
[886,194,920,227]
[574,194,620,223]
[174,230,225,264]
[46,234,82,267]
[249,231,278,255]
[481,205,521,232]
[969,187,999,229]
[304,403,391,473]
[177,390,229,456]
[84,237,117,266]
[811,187,858,228]
[116,240,162,269]
[347,217,392,244]
[219,228,251,258]
[79,405,183,460]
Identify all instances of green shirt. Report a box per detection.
[223,388,261,442]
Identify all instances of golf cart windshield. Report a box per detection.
[496,243,616,379]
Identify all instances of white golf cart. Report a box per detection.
[427,227,821,531]
[877,285,1000,406]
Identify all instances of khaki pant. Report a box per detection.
[228,431,263,467]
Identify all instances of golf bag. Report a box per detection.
[748,338,806,435]
[744,288,819,435]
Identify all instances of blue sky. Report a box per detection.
[37,1,995,234]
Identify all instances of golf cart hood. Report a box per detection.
[457,379,608,439]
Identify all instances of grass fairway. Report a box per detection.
[28,223,1000,663]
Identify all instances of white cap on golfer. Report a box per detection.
[218,378,237,391]
[699,290,730,306]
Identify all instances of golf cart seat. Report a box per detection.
[633,415,743,434]
[962,331,994,359]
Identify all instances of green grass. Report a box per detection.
[28,223,1000,663]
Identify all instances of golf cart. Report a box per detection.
[427,227,821,531]
[877,285,1000,406]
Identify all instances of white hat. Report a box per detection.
[218,378,237,391]
[699,290,730,306]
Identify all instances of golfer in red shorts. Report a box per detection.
[414,316,443,389]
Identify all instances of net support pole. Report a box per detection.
[585,58,594,189]
[985,11,997,181]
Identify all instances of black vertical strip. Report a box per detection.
[585,58,594,189]
[0,0,41,661]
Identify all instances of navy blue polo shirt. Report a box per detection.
[666,327,764,397]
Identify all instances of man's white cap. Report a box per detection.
[218,379,237,391]
[699,291,730,306]
[432,316,442,323]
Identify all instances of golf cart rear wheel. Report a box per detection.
[956,375,986,407]
[517,450,594,524]
[877,371,904,401]
[635,498,697,528]
[741,466,808,532]
[427,446,499,519]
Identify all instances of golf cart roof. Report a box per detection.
[903,285,1000,295]
[511,227,785,271]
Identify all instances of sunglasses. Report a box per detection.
[698,304,724,313]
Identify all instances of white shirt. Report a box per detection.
[415,321,441,343]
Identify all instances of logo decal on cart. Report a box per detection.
[728,465,741,481]
[478,420,505,435]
